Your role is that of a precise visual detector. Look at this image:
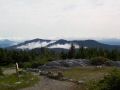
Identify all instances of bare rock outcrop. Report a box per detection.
[39,59,90,69]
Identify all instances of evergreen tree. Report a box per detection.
[61,51,67,59]
[68,43,75,59]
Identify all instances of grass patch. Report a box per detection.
[63,67,117,90]
[63,67,114,82]
[87,68,120,90]
[0,72,39,90]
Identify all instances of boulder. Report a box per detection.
[105,60,120,67]
[39,59,90,69]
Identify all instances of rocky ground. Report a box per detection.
[39,59,120,70]
[21,76,76,90]
[39,59,90,70]
[22,59,120,90]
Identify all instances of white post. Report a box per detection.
[16,62,19,78]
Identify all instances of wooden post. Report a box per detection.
[16,62,19,79]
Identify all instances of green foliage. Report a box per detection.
[90,57,109,65]
[68,44,76,59]
[89,69,120,90]
[60,51,67,59]
[0,48,59,68]
[23,48,59,68]
[0,72,39,90]
[61,47,120,61]
[0,46,120,68]
[75,47,86,59]
[0,68,3,75]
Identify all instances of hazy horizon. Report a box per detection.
[0,0,120,40]
[0,37,120,41]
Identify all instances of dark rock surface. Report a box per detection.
[39,59,120,70]
[105,61,120,67]
[39,59,90,69]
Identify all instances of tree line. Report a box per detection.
[0,44,120,67]
[61,44,120,60]
[0,48,58,67]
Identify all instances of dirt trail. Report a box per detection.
[21,76,76,90]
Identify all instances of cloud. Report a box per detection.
[0,0,120,39]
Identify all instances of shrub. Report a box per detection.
[23,62,33,68]
[0,72,39,90]
[89,69,120,90]
[0,68,3,75]
[90,57,109,65]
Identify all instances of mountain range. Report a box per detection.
[0,39,18,48]
[7,38,120,50]
[0,38,120,50]
[99,39,120,45]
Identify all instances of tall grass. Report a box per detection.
[0,72,39,90]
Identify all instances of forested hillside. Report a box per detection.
[0,44,120,68]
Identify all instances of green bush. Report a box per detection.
[0,68,3,75]
[89,69,120,90]
[90,57,109,65]
[23,62,33,68]
[0,72,39,90]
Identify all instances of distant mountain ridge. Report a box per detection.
[9,38,120,50]
[99,39,120,45]
[0,39,18,48]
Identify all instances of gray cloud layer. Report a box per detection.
[0,0,120,39]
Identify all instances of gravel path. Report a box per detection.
[21,76,75,90]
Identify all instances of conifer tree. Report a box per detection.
[68,43,75,59]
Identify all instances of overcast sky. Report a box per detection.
[0,0,120,40]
